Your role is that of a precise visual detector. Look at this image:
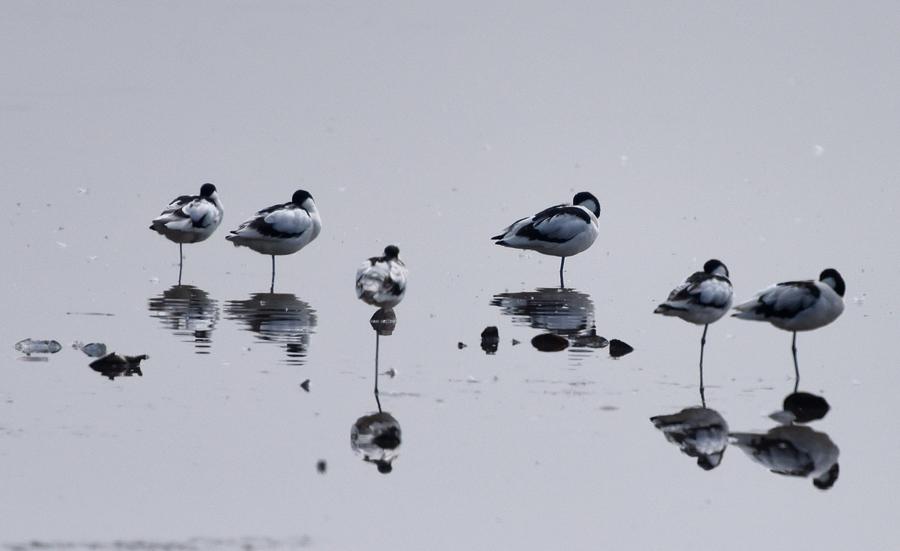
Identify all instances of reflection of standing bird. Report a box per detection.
[351,412,402,474]
[730,425,840,489]
[149,183,224,282]
[226,190,321,292]
[654,259,732,404]
[492,192,601,287]
[650,407,729,470]
[356,245,408,309]
[733,269,845,385]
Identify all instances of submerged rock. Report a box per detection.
[15,339,62,356]
[481,326,499,354]
[531,333,569,352]
[609,339,634,358]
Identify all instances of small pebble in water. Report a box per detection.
[481,326,499,355]
[300,379,311,392]
[316,460,327,474]
[381,368,397,378]
[609,339,634,358]
[15,339,62,356]
[511,339,520,346]
[457,342,467,349]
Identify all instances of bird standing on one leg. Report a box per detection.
[356,245,408,309]
[654,259,733,406]
[149,183,224,284]
[226,189,321,293]
[732,268,845,389]
[491,192,601,288]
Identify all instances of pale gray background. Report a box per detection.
[2,1,898,550]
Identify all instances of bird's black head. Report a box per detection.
[384,245,400,259]
[703,259,729,278]
[573,191,601,217]
[200,183,217,197]
[819,268,845,297]
[813,463,840,490]
[292,189,313,205]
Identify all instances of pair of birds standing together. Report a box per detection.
[654,260,845,401]
[149,184,408,308]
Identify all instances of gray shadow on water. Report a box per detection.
[490,287,607,364]
[350,308,402,474]
[148,285,220,354]
[650,406,730,471]
[224,293,317,365]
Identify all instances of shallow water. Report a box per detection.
[2,2,900,550]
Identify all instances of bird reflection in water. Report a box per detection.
[650,407,729,470]
[148,285,220,354]
[730,389,838,489]
[490,287,606,362]
[351,308,402,474]
[224,293,317,365]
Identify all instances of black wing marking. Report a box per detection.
[515,205,591,243]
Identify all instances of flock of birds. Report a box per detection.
[150,185,845,389]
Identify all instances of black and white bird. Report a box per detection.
[491,192,601,287]
[730,426,840,490]
[733,269,845,386]
[654,259,733,405]
[650,407,730,470]
[149,183,224,283]
[226,190,321,292]
[356,245,408,309]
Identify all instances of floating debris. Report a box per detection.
[609,339,634,358]
[89,353,149,380]
[531,333,569,352]
[72,341,108,358]
[316,459,327,474]
[570,327,608,349]
[457,342,467,349]
[300,379,310,392]
[15,338,62,356]
[480,326,499,354]
[380,368,398,378]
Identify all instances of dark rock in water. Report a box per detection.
[370,308,397,336]
[481,326,499,355]
[300,379,310,392]
[570,327,609,349]
[89,353,149,380]
[316,459,327,474]
[783,392,830,423]
[609,339,634,358]
[531,333,569,352]
[511,339,520,346]
[457,342,467,349]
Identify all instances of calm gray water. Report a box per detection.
[2,2,899,550]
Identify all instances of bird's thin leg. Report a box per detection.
[699,324,708,407]
[178,243,183,285]
[559,257,566,288]
[374,332,382,412]
[792,331,799,392]
[270,255,275,294]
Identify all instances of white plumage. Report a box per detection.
[226,189,321,291]
[356,245,408,309]
[150,183,224,245]
[733,269,845,332]
[655,259,733,325]
[492,191,601,285]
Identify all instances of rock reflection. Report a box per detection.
[89,353,148,381]
[730,426,840,489]
[650,407,729,470]
[148,285,220,353]
[491,287,605,362]
[351,308,402,474]
[224,293,317,365]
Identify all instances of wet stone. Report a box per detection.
[609,339,634,358]
[531,333,569,352]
